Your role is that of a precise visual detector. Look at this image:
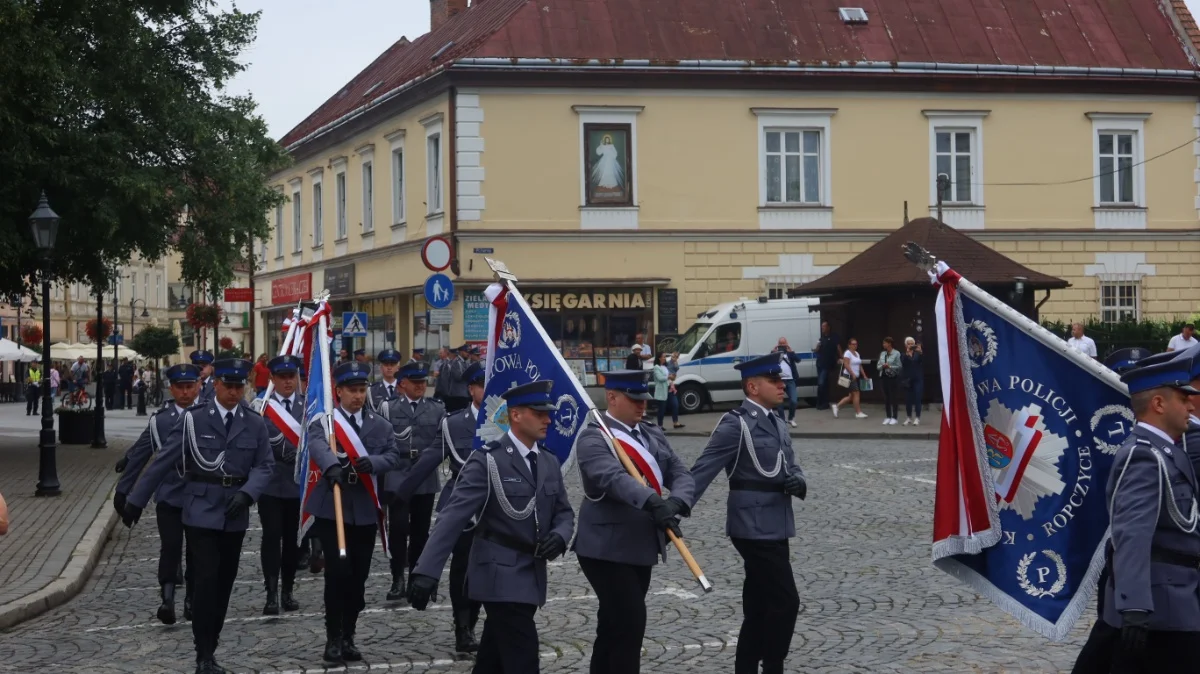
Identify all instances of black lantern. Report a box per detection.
[29,191,60,497]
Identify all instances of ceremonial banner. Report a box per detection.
[474,283,593,466]
[296,302,331,543]
[930,260,1132,640]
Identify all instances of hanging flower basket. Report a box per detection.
[219,336,234,351]
[186,303,223,329]
[20,324,42,345]
[86,317,113,344]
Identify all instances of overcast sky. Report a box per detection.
[221,0,1200,141]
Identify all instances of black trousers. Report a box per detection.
[184,526,245,661]
[122,382,133,408]
[388,494,435,574]
[450,529,482,619]
[578,556,653,674]
[104,383,116,408]
[257,495,301,584]
[730,538,800,674]
[155,502,191,588]
[881,376,899,419]
[474,601,540,674]
[1072,619,1200,673]
[26,384,39,414]
[313,518,376,636]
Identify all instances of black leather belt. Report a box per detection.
[186,473,248,487]
[729,479,785,493]
[1151,546,1200,569]
[477,526,536,556]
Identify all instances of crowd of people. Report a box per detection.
[21,356,158,414]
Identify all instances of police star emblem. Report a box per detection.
[984,399,1067,520]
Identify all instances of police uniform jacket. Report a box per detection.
[1186,415,1200,484]
[119,401,188,509]
[435,358,463,398]
[573,418,696,566]
[129,398,275,532]
[1101,423,1200,631]
[413,433,575,606]
[689,401,804,540]
[304,407,402,526]
[379,396,444,499]
[389,405,477,509]
[261,392,305,500]
[367,379,400,414]
[198,378,215,405]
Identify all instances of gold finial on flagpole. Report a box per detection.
[486,257,518,284]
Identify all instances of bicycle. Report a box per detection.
[62,387,91,410]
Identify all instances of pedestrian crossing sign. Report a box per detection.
[342,312,368,337]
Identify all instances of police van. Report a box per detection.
[668,297,821,414]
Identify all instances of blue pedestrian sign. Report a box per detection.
[424,273,455,309]
[342,312,368,337]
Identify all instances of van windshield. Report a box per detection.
[675,322,712,355]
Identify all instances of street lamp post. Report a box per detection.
[92,286,106,448]
[29,192,60,497]
[130,298,149,340]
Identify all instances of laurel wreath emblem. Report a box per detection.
[1090,404,1136,456]
[967,319,998,369]
[1017,550,1068,598]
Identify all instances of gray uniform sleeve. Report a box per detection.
[578,427,656,509]
[368,425,404,474]
[1110,445,1163,615]
[413,451,489,580]
[688,414,742,505]
[547,454,575,543]
[242,421,276,502]
[128,418,183,510]
[116,421,155,495]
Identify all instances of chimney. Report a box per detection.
[431,0,468,31]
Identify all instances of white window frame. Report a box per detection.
[357,143,375,234]
[273,201,284,258]
[754,108,834,208]
[335,170,347,240]
[387,130,406,227]
[924,111,987,207]
[422,114,444,216]
[156,273,162,309]
[289,178,303,254]
[309,168,324,248]
[143,273,148,305]
[1099,280,1140,323]
[1088,113,1148,208]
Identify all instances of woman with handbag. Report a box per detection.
[877,337,902,426]
[901,337,924,425]
[832,338,867,419]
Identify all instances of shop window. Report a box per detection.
[700,323,742,356]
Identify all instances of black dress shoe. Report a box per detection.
[385,573,405,602]
[280,589,299,612]
[297,547,311,569]
[341,636,363,661]
[263,577,280,616]
[183,593,193,621]
[157,584,177,625]
[323,637,344,663]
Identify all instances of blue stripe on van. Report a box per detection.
[678,352,815,367]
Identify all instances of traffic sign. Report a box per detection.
[424,273,455,309]
[421,236,452,272]
[342,312,368,337]
[428,309,453,325]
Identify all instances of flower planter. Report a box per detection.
[57,410,95,445]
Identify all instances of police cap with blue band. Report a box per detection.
[1121,352,1200,395]
[353,348,365,357]
[377,348,402,364]
[463,362,485,386]
[212,358,252,384]
[604,369,652,400]
[502,380,557,411]
[165,363,201,384]
[334,361,371,386]
[190,349,215,366]
[268,355,301,374]
[398,361,428,380]
[735,353,784,380]
[1104,346,1151,374]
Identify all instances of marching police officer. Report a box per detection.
[408,380,575,672]
[390,361,487,653]
[191,349,216,404]
[378,361,444,601]
[257,354,305,615]
[689,354,807,674]
[113,363,202,624]
[122,358,274,674]
[305,361,403,664]
[367,348,403,413]
[573,369,696,674]
[1073,352,1200,673]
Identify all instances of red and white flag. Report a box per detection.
[609,425,664,495]
[333,412,389,556]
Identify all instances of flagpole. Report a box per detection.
[316,298,348,559]
[254,305,302,413]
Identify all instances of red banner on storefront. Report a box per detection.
[271,273,312,305]
[223,287,254,302]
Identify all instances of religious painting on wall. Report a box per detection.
[584,123,632,206]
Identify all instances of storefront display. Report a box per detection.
[530,288,655,386]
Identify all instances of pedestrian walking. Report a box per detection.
[574,369,695,674]
[257,355,305,616]
[103,361,118,409]
[812,321,841,411]
[378,361,445,602]
[367,348,403,413]
[832,338,867,419]
[651,353,680,428]
[689,354,807,674]
[408,380,576,673]
[115,364,201,625]
[49,365,59,401]
[305,361,402,664]
[877,337,902,425]
[773,338,801,427]
[119,358,135,408]
[121,358,274,674]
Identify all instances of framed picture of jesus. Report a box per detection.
[583,123,633,206]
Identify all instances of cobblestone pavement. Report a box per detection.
[0,437,1090,673]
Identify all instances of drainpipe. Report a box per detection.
[448,86,460,276]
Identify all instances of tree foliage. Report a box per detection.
[130,325,180,360]
[0,1,289,295]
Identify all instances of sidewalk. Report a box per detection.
[0,403,130,630]
[663,402,940,440]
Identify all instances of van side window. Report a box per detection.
[703,324,742,355]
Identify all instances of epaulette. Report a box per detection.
[186,401,207,412]
[482,440,502,452]
[729,408,745,417]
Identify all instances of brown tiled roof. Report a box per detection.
[1170,0,1200,55]
[790,218,1069,295]
[280,0,1200,149]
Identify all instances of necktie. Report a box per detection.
[388,385,395,398]
[528,450,538,484]
[349,413,361,435]
[224,412,233,434]
[412,401,419,415]
[629,427,642,446]
[281,398,292,414]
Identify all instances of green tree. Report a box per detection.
[130,326,181,361]
[0,1,289,295]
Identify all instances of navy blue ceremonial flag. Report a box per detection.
[473,283,592,466]
[930,262,1131,640]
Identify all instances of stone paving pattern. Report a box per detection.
[0,437,1090,673]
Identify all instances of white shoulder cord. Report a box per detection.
[182,411,227,475]
[578,425,606,503]
[1109,442,1198,535]
[444,415,467,467]
[458,452,485,532]
[485,452,538,528]
[733,414,784,478]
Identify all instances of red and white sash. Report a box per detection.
[263,399,302,447]
[609,425,664,495]
[332,412,390,557]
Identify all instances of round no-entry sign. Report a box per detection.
[422,236,452,272]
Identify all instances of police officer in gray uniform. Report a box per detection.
[390,361,487,653]
[122,358,274,674]
[408,380,576,673]
[257,354,305,616]
[367,348,403,413]
[378,361,444,601]
[114,363,202,625]
[573,369,695,674]
[689,354,807,674]
[191,349,216,404]
[305,361,403,664]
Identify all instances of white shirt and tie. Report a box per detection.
[506,430,540,479]
[341,407,364,433]
[217,403,238,433]
[381,379,397,399]
[276,392,296,414]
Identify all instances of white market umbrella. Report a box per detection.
[0,338,37,362]
[49,342,79,360]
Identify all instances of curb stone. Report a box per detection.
[0,494,118,630]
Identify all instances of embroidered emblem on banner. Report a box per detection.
[499,311,522,349]
[966,319,998,369]
[984,400,1067,521]
[1017,549,1068,599]
[1090,405,1136,456]
[554,395,580,436]
[477,394,510,445]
